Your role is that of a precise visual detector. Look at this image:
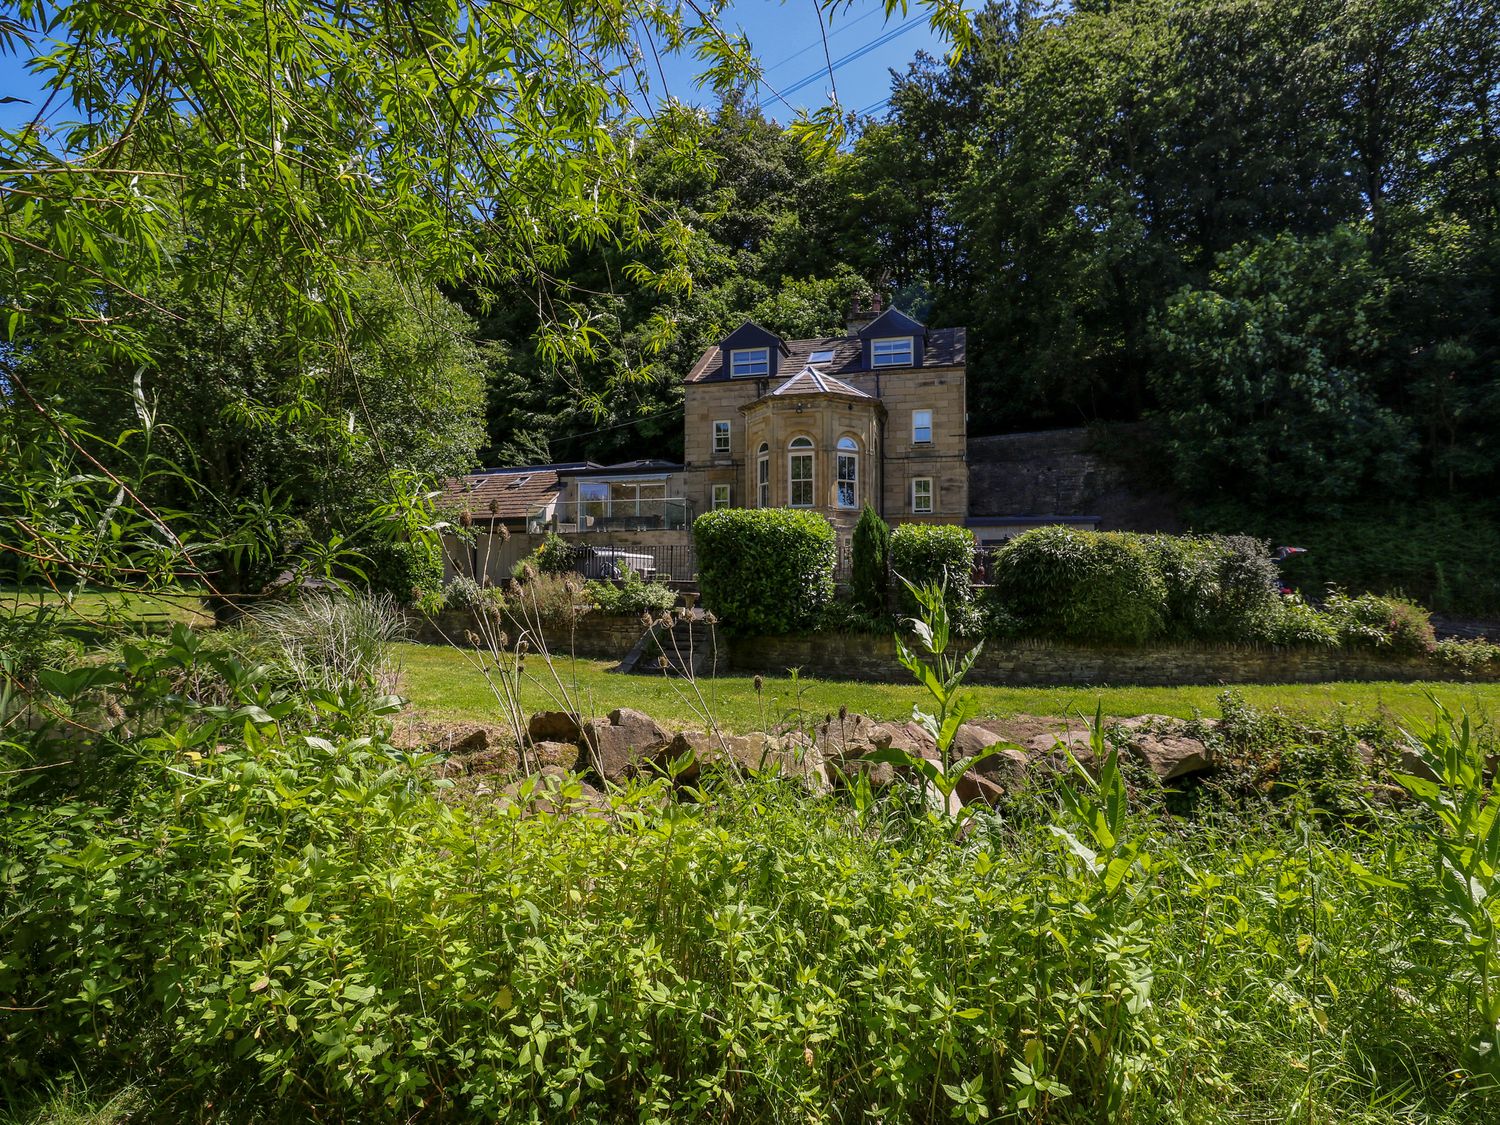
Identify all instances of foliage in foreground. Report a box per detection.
[2,632,1499,1122]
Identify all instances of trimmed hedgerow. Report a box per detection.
[993,525,1167,645]
[890,523,975,613]
[850,506,891,616]
[694,508,835,636]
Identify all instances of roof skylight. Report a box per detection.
[808,348,836,364]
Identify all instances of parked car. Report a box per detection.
[579,546,657,582]
[1271,546,1307,596]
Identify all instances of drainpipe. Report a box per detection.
[875,372,885,518]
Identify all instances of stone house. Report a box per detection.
[680,300,969,531]
[441,299,1147,584]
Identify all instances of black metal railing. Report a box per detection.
[568,541,698,585]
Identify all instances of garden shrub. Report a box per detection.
[441,575,505,614]
[889,523,975,613]
[694,508,835,635]
[1142,533,1280,641]
[850,505,891,615]
[362,537,442,606]
[993,525,1167,644]
[587,565,675,615]
[1255,594,1340,648]
[1435,637,1500,675]
[509,572,592,628]
[0,611,83,685]
[513,532,582,578]
[1322,590,1437,656]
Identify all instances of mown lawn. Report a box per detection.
[1,586,213,634]
[395,641,1500,732]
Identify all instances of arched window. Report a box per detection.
[788,436,814,507]
[756,442,770,508]
[836,436,859,509]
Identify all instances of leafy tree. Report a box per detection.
[1149,227,1415,515]
[466,98,870,465]
[11,271,486,613]
[0,0,969,597]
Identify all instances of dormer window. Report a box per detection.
[730,347,770,378]
[872,337,914,367]
[808,348,836,365]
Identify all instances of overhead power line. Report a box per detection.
[758,14,925,110]
[759,4,881,76]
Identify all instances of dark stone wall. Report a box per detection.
[967,426,1181,532]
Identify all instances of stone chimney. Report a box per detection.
[845,292,883,336]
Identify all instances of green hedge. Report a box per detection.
[890,523,975,612]
[993,526,1167,645]
[694,508,835,636]
[1141,534,1281,642]
[513,532,581,578]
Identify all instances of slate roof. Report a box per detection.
[441,467,562,521]
[768,366,873,399]
[686,326,965,383]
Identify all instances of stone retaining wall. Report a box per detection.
[407,610,645,660]
[729,633,1500,686]
[407,611,1500,686]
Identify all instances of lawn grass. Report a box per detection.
[395,641,1500,733]
[0,586,213,634]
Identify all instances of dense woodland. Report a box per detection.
[476,0,1500,606]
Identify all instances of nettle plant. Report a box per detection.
[864,577,996,811]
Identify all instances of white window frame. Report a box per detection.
[912,477,934,514]
[835,436,859,509]
[712,419,731,455]
[808,348,836,364]
[788,437,814,508]
[711,484,731,510]
[730,347,770,378]
[872,336,914,367]
[912,408,933,445]
[757,443,770,507]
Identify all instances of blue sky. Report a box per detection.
[0,1,950,132]
[651,1,951,121]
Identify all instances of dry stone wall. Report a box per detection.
[730,633,1500,686]
[407,610,1499,686]
[407,610,645,659]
